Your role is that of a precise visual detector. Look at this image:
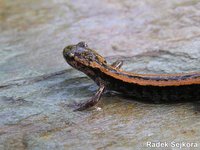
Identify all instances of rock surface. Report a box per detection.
[0,0,200,149]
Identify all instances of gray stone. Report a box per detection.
[0,0,200,150]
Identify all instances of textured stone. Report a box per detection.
[0,0,200,150]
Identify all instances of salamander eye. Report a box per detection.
[77,41,88,48]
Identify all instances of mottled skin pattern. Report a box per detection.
[63,42,200,110]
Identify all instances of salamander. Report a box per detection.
[63,42,200,111]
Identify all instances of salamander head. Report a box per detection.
[63,42,106,70]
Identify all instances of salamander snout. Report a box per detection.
[63,41,106,68]
[63,41,89,59]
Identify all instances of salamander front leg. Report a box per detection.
[75,85,105,111]
[75,60,123,111]
[111,60,123,69]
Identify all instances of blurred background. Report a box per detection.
[0,0,200,150]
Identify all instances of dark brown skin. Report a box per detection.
[63,42,200,110]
